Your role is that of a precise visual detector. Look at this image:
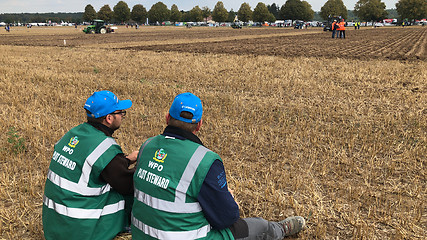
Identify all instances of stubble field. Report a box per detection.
[0,25,426,240]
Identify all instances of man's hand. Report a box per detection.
[126,151,139,164]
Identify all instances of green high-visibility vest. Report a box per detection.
[42,123,128,240]
[132,135,234,240]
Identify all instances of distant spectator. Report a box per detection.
[332,19,338,38]
[338,19,346,39]
[5,24,10,32]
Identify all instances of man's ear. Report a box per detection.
[194,119,203,133]
[165,113,171,125]
[103,114,113,126]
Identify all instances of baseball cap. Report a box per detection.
[169,92,203,123]
[84,90,132,118]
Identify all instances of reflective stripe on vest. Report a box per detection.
[132,213,210,239]
[46,138,117,196]
[43,195,125,219]
[134,188,201,213]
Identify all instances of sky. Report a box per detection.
[0,0,399,14]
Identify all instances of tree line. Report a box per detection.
[0,12,82,24]
[1,0,425,24]
[79,0,427,24]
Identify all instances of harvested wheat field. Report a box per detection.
[0,26,426,240]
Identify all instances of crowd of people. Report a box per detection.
[42,90,307,240]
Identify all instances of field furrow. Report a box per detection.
[404,28,427,58]
[117,27,427,61]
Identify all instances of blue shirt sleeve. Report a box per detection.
[198,159,240,230]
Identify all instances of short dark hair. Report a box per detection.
[168,111,198,132]
[86,109,105,123]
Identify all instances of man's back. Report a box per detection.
[131,92,306,240]
[43,123,127,240]
[43,90,136,240]
[132,134,234,240]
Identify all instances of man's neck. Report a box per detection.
[162,125,203,146]
[87,121,115,137]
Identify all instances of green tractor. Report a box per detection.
[231,15,242,29]
[83,19,115,34]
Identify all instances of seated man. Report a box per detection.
[131,92,306,239]
[43,90,138,240]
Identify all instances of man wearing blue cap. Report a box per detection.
[131,92,305,240]
[43,90,138,240]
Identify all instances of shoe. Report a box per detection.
[279,216,306,236]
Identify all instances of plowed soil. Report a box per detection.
[1,26,426,61]
[124,27,427,61]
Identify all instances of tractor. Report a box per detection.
[231,15,243,29]
[231,21,242,29]
[83,20,115,34]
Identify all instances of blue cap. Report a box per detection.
[169,92,203,123]
[84,90,132,118]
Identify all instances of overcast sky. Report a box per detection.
[1,0,399,14]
